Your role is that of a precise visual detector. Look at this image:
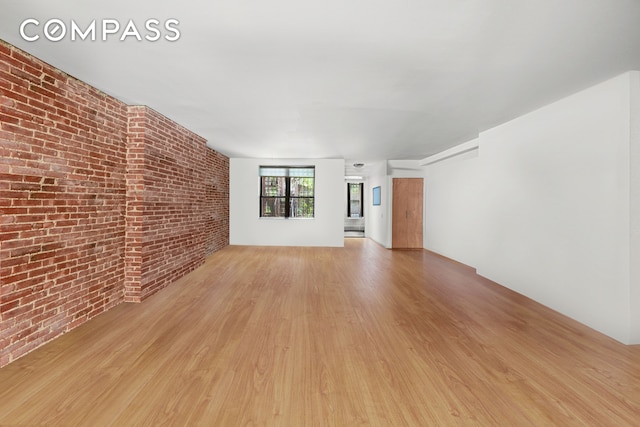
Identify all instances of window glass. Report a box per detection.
[260,166,314,218]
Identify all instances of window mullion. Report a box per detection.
[285,176,291,218]
[260,177,264,217]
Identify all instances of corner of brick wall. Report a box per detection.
[123,106,146,303]
[205,147,230,256]
[0,41,230,367]
[129,106,229,301]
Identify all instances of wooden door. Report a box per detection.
[392,178,423,248]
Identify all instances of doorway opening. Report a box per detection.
[345,182,365,238]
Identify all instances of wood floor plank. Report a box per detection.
[1,239,639,426]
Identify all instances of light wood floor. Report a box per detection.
[1,239,639,426]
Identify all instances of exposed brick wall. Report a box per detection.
[123,107,145,302]
[0,41,230,367]
[124,106,229,302]
[0,41,129,367]
[205,148,230,256]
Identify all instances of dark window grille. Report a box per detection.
[347,183,364,218]
[260,167,314,218]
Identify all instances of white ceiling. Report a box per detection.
[1,0,640,167]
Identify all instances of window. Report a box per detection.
[347,183,364,218]
[260,166,315,218]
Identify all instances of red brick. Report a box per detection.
[0,299,21,313]
[2,303,34,320]
[10,244,43,257]
[0,42,228,368]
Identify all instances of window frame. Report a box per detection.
[347,182,364,218]
[259,166,315,219]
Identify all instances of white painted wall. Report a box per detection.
[424,146,480,268]
[230,158,345,247]
[423,71,640,344]
[387,159,423,177]
[365,174,391,248]
[629,71,640,343]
